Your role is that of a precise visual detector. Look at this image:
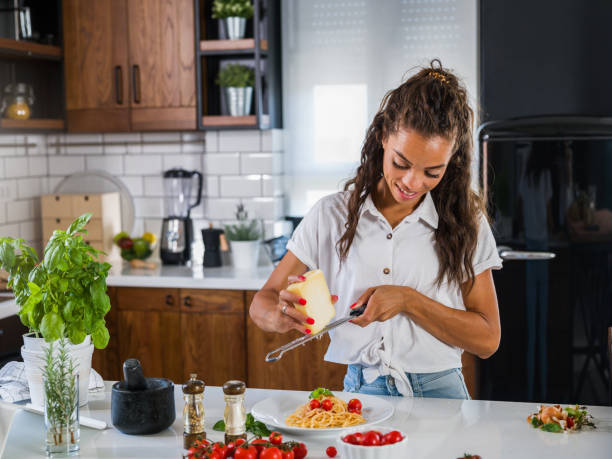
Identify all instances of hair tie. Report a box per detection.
[428,71,449,85]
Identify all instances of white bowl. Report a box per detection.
[336,426,408,459]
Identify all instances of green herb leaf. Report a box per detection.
[213,419,226,432]
[0,241,15,271]
[40,312,65,342]
[530,416,543,428]
[92,321,110,349]
[309,387,333,399]
[67,213,92,235]
[249,420,271,437]
[541,422,563,433]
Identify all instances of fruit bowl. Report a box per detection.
[337,427,408,459]
[113,231,157,262]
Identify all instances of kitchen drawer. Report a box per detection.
[83,240,104,252]
[72,194,103,216]
[180,289,244,314]
[41,194,73,218]
[116,287,180,312]
[42,217,73,242]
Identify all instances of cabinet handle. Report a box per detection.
[132,65,141,104]
[165,295,174,307]
[184,296,192,308]
[114,65,123,105]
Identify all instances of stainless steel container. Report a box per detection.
[225,86,253,116]
[223,17,246,40]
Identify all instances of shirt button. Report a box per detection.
[383,267,390,275]
[386,233,392,239]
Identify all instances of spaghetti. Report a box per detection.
[285,395,365,428]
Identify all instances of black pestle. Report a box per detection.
[123,358,148,390]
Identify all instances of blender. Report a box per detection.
[160,169,203,265]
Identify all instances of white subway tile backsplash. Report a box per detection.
[220,175,261,197]
[205,198,240,220]
[243,197,284,220]
[63,134,103,144]
[204,131,218,152]
[0,146,26,156]
[0,202,6,224]
[219,130,261,152]
[142,132,181,143]
[204,176,219,197]
[26,135,47,156]
[49,155,85,176]
[17,177,45,199]
[103,133,141,143]
[28,156,48,177]
[65,145,104,155]
[134,197,163,218]
[0,180,18,201]
[0,223,19,237]
[86,155,124,175]
[0,136,19,145]
[6,199,34,222]
[104,144,128,155]
[203,153,239,175]
[131,218,144,237]
[261,175,283,197]
[124,155,162,175]
[5,157,29,178]
[19,219,40,242]
[120,176,144,197]
[181,132,205,142]
[47,177,63,193]
[0,158,4,178]
[261,129,283,152]
[143,177,165,197]
[127,144,142,154]
[142,143,182,155]
[163,154,202,171]
[181,142,205,154]
[240,153,282,174]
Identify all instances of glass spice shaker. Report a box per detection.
[222,380,247,444]
[182,373,206,449]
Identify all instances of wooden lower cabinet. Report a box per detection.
[245,291,347,391]
[91,287,122,381]
[180,289,247,386]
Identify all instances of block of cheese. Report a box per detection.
[286,269,336,334]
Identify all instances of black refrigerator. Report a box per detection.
[479,116,612,405]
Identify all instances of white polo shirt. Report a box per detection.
[287,190,502,394]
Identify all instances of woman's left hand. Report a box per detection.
[349,285,413,327]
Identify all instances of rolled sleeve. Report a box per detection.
[473,214,503,275]
[286,199,323,270]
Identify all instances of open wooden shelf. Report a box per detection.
[0,38,62,60]
[200,39,268,54]
[202,115,257,127]
[0,118,65,130]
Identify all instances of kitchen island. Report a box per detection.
[3,383,612,458]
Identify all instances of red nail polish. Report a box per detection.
[306,317,315,325]
[298,275,306,281]
[305,329,311,334]
[299,298,307,305]
[350,302,357,309]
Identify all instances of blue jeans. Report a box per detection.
[343,364,470,399]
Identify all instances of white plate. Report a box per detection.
[251,392,394,434]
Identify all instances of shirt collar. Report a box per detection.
[360,191,439,229]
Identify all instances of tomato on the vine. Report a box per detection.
[291,442,308,459]
[269,431,283,445]
[251,438,269,455]
[235,438,246,447]
[326,446,337,457]
[260,446,283,459]
[321,399,333,411]
[347,398,362,414]
[234,444,258,459]
[309,399,321,410]
[281,448,295,459]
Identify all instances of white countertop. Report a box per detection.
[3,384,612,458]
[106,263,275,290]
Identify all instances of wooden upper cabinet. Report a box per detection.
[63,0,130,132]
[127,0,196,131]
[63,0,196,132]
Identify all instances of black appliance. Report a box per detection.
[202,226,224,268]
[480,116,612,405]
[160,169,202,265]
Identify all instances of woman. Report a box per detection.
[250,60,502,399]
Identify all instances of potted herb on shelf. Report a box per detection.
[224,203,262,270]
[216,63,255,117]
[0,213,112,407]
[212,0,254,40]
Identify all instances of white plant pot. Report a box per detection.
[21,334,94,408]
[230,240,261,270]
[223,17,247,40]
[225,86,253,116]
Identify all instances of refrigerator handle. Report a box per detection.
[497,245,556,261]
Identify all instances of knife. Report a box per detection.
[265,304,367,362]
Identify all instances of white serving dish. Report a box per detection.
[336,426,409,459]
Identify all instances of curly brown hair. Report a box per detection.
[338,59,485,289]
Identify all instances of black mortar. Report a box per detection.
[111,359,176,435]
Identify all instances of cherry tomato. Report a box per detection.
[567,417,575,428]
[292,442,308,459]
[281,448,295,459]
[309,399,321,410]
[362,430,381,446]
[251,438,269,455]
[353,432,365,445]
[326,446,337,457]
[234,444,258,459]
[269,431,283,445]
[343,434,357,444]
[321,399,333,411]
[347,398,362,414]
[382,430,403,445]
[235,438,246,447]
[212,442,231,459]
[260,446,283,459]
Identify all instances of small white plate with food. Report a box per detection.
[251,388,394,434]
